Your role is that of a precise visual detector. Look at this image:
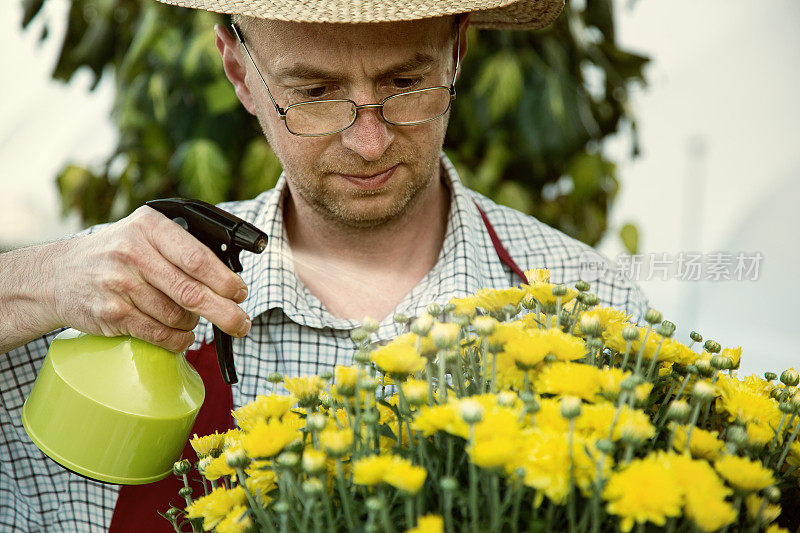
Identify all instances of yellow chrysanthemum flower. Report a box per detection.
[215,505,252,533]
[185,485,247,530]
[320,427,354,456]
[471,287,526,314]
[603,453,683,532]
[334,365,361,396]
[401,378,430,405]
[384,458,427,494]
[535,362,603,402]
[664,453,736,532]
[469,437,520,469]
[603,323,677,363]
[745,422,775,447]
[672,425,725,461]
[745,494,781,525]
[242,419,300,459]
[405,514,444,533]
[576,307,633,334]
[447,295,477,318]
[352,454,395,485]
[412,404,467,438]
[190,431,226,458]
[371,334,426,376]
[765,524,790,533]
[232,394,297,431]
[716,375,781,428]
[202,453,236,480]
[222,428,242,450]
[244,465,277,503]
[721,346,742,368]
[284,376,324,405]
[522,282,577,309]
[714,455,775,492]
[598,367,630,399]
[524,268,551,284]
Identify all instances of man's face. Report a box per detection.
[236,17,458,228]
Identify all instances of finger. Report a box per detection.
[114,304,196,353]
[144,209,249,303]
[138,251,251,338]
[126,278,200,332]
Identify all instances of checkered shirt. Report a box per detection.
[0,153,648,531]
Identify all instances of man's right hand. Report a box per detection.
[0,205,251,354]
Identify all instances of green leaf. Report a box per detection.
[474,53,524,120]
[203,77,241,116]
[495,180,534,214]
[171,139,231,204]
[620,223,639,255]
[239,140,282,198]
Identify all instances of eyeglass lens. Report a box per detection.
[285,87,452,136]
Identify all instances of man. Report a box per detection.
[0,0,647,530]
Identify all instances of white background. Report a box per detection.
[1,0,798,376]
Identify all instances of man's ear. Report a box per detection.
[214,24,257,115]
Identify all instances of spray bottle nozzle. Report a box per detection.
[146,198,269,385]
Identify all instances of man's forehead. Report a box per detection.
[240,16,454,61]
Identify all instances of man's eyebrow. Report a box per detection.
[273,52,440,81]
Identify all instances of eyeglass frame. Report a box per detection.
[230,19,461,137]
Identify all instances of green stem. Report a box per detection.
[490,351,498,394]
[490,473,500,531]
[438,350,448,402]
[405,497,415,529]
[619,340,633,370]
[775,415,800,470]
[336,460,355,530]
[684,402,703,452]
[235,467,276,533]
[567,419,577,533]
[645,338,665,380]
[468,427,479,533]
[633,325,652,375]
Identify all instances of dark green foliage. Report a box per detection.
[23,0,648,244]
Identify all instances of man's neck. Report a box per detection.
[283,168,451,321]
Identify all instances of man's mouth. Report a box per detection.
[336,164,398,190]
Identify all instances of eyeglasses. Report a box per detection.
[230,22,460,137]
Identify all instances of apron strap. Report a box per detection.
[473,199,529,285]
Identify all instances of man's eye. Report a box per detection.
[300,86,329,99]
[392,77,421,90]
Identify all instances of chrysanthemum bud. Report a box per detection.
[703,340,721,354]
[579,314,603,337]
[710,355,727,370]
[726,425,748,449]
[522,394,540,414]
[358,377,379,391]
[596,439,615,455]
[267,372,284,383]
[274,501,290,514]
[560,396,582,419]
[686,365,698,375]
[172,459,191,476]
[544,353,558,364]
[286,439,304,453]
[587,338,603,350]
[443,303,457,314]
[695,360,713,378]
[692,381,716,404]
[779,402,794,414]
[497,391,518,407]
[622,326,640,342]
[362,317,380,333]
[689,331,703,343]
[552,284,568,297]
[575,280,590,292]
[472,316,498,336]
[440,477,458,492]
[431,322,460,349]
[393,313,409,324]
[225,448,250,469]
[427,303,442,317]
[350,327,369,343]
[277,452,299,468]
[559,311,573,329]
[770,388,782,401]
[362,410,379,425]
[765,486,781,503]
[444,349,459,364]
[661,320,676,331]
[353,349,371,364]
[410,314,434,336]
[306,413,328,432]
[656,323,674,338]
[165,508,182,521]
[665,400,691,424]
[302,449,327,474]
[197,456,213,475]
[521,294,537,310]
[318,371,333,382]
[302,478,324,496]
[502,303,520,317]
[178,486,192,499]
[764,371,777,381]
[460,400,484,425]
[583,293,599,307]
[644,309,662,325]
[366,496,384,512]
[780,369,800,387]
[621,375,643,392]
[790,392,800,412]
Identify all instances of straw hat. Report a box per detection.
[154,0,564,30]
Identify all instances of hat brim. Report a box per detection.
[153,0,564,30]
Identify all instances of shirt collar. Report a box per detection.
[201,152,510,342]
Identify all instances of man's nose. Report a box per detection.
[339,103,395,162]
